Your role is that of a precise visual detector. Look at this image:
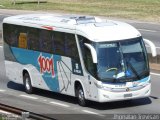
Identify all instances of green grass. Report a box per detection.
[0,0,160,22]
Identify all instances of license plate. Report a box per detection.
[124,93,132,98]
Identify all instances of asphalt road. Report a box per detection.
[128,22,160,48]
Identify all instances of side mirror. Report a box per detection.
[84,43,97,63]
[143,39,157,57]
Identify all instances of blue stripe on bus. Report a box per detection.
[11,47,61,92]
[138,76,149,83]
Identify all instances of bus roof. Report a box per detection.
[3,14,141,42]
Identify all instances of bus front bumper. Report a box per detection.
[97,83,151,103]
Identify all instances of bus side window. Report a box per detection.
[28,28,40,51]
[39,29,53,53]
[84,47,96,75]
[3,24,18,47]
[53,32,65,55]
[18,33,27,49]
[16,25,28,49]
[64,33,79,62]
[78,36,96,77]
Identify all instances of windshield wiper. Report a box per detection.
[126,61,140,80]
[139,70,149,77]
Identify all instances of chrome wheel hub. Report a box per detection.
[25,78,30,90]
[78,89,84,101]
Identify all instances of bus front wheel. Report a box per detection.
[23,73,33,94]
[76,85,87,107]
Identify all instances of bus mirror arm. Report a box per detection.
[84,43,97,63]
[143,39,157,57]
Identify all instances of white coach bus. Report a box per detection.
[3,14,157,106]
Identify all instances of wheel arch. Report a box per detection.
[22,69,33,86]
[74,80,87,98]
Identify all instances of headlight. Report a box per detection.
[94,81,112,91]
[94,81,103,88]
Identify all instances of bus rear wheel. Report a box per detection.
[76,85,87,107]
[23,73,33,94]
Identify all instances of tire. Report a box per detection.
[23,73,33,94]
[125,99,133,103]
[76,85,87,107]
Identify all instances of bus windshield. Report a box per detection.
[96,37,149,82]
